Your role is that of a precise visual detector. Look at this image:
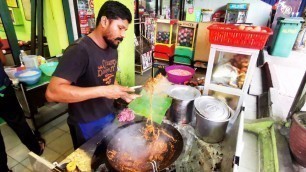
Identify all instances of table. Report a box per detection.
[15,73,67,133]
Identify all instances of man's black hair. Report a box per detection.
[96,1,132,27]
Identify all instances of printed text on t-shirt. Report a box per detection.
[97,59,117,84]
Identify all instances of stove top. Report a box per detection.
[91,120,223,172]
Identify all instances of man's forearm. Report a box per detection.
[46,84,104,103]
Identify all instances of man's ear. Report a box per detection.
[100,16,109,28]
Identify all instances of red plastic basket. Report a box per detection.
[207,24,273,50]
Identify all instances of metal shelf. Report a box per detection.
[134,17,153,75]
[206,83,243,96]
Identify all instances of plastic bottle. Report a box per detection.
[19,50,27,66]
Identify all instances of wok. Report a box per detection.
[91,120,183,172]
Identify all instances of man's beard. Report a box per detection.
[103,36,123,49]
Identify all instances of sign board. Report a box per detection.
[141,50,152,70]
[227,3,249,10]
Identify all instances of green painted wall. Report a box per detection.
[0,0,31,41]
[94,0,135,87]
[44,0,69,56]
[0,0,69,56]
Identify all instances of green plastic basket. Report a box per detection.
[39,62,59,76]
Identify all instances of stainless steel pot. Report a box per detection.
[167,85,201,124]
[194,96,231,143]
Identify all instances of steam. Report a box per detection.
[144,74,173,96]
[109,123,150,160]
[153,75,173,95]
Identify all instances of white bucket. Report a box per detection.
[23,55,39,69]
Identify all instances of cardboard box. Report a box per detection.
[194,22,215,62]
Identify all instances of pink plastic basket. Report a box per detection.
[165,65,195,84]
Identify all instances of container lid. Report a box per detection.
[194,96,229,121]
[168,85,201,101]
[279,17,304,24]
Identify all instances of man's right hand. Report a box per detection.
[46,77,141,103]
[102,85,138,101]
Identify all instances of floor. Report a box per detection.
[0,68,259,172]
[0,112,72,172]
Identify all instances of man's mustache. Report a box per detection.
[115,37,123,41]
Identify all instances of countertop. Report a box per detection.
[58,117,240,172]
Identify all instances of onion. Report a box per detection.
[238,25,245,30]
[244,26,253,31]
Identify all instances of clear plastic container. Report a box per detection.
[19,50,27,66]
[23,55,39,69]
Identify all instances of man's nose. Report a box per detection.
[121,31,126,38]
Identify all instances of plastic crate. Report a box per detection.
[207,24,273,49]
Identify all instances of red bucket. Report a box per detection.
[165,65,195,84]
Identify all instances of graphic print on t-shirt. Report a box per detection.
[97,59,117,85]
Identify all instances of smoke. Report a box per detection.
[153,75,173,95]
[144,74,173,96]
[108,122,150,160]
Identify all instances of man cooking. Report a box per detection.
[46,1,138,149]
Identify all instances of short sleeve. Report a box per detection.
[53,44,89,84]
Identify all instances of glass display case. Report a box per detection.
[176,21,197,49]
[204,44,259,114]
[174,21,197,65]
[225,3,249,24]
[154,19,178,61]
[208,90,240,111]
[155,19,178,45]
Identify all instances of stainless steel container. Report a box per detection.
[194,96,231,143]
[167,85,201,124]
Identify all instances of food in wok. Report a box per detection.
[106,121,183,172]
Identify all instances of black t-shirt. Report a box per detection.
[0,39,11,88]
[53,36,118,124]
[0,62,11,88]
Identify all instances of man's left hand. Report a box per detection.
[121,93,141,103]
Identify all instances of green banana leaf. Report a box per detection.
[128,89,172,124]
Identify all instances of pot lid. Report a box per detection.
[194,96,229,120]
[168,85,201,101]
